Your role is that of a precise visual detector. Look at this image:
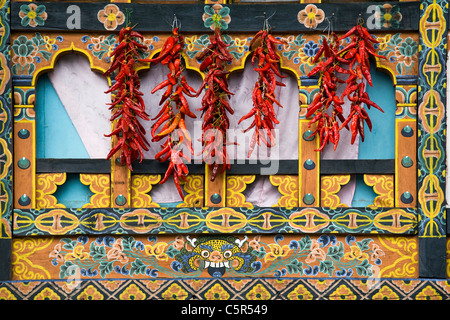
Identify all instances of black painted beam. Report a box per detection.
[11,1,419,32]
[36,158,395,175]
[320,159,395,175]
[37,158,111,173]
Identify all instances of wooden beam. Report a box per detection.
[10,2,420,32]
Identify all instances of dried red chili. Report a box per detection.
[140,27,196,200]
[306,24,386,151]
[196,27,234,181]
[239,29,287,157]
[104,26,150,171]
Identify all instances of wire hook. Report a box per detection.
[322,13,335,38]
[255,11,276,31]
[172,14,181,31]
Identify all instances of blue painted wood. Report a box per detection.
[35,74,90,159]
[358,61,396,160]
[53,173,93,208]
[350,61,396,207]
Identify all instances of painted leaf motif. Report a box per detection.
[204,5,215,16]
[90,242,106,261]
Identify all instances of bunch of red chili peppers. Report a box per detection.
[104,26,150,170]
[239,29,286,157]
[140,27,197,200]
[306,24,386,151]
[195,27,234,181]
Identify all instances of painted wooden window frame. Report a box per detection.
[0,0,448,298]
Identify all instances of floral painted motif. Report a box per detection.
[97,4,125,31]
[281,35,324,76]
[184,34,248,61]
[374,4,402,29]
[81,34,156,63]
[51,235,384,280]
[203,4,231,30]
[11,33,62,75]
[376,34,418,75]
[297,4,325,29]
[19,3,47,28]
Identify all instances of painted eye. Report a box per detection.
[223,250,232,259]
[201,250,210,258]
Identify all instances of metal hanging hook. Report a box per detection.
[357,13,364,26]
[322,13,335,38]
[172,14,181,31]
[255,11,276,31]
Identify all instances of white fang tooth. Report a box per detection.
[224,261,230,268]
[204,261,210,268]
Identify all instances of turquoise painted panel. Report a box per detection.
[358,61,396,160]
[53,173,93,208]
[35,74,90,159]
[352,62,395,206]
[351,175,378,207]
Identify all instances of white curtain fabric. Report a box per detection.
[47,53,357,205]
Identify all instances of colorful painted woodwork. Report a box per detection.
[1,0,449,301]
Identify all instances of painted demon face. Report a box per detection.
[175,236,256,277]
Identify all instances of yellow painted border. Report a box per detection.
[31,43,110,87]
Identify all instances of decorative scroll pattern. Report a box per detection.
[131,175,160,208]
[35,173,66,209]
[417,0,447,237]
[10,234,416,281]
[320,175,350,208]
[364,175,394,208]
[13,207,417,236]
[226,175,255,208]
[80,174,110,208]
[177,175,204,207]
[269,176,299,208]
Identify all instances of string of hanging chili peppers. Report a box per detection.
[239,27,286,157]
[306,23,386,152]
[195,27,234,181]
[139,26,197,200]
[104,25,150,171]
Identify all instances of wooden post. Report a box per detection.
[299,85,320,207]
[204,165,226,207]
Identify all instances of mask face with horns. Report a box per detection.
[174,236,257,277]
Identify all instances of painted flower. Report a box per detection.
[43,36,56,51]
[374,4,402,29]
[297,4,325,29]
[204,283,230,300]
[97,4,125,31]
[12,35,36,66]
[303,40,320,58]
[203,4,231,30]
[144,242,169,261]
[106,238,128,264]
[49,243,64,265]
[264,243,290,262]
[65,245,90,261]
[246,284,271,300]
[298,40,319,66]
[184,35,198,52]
[395,37,418,66]
[370,243,385,262]
[376,34,392,51]
[344,245,369,261]
[305,239,326,263]
[19,3,47,28]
